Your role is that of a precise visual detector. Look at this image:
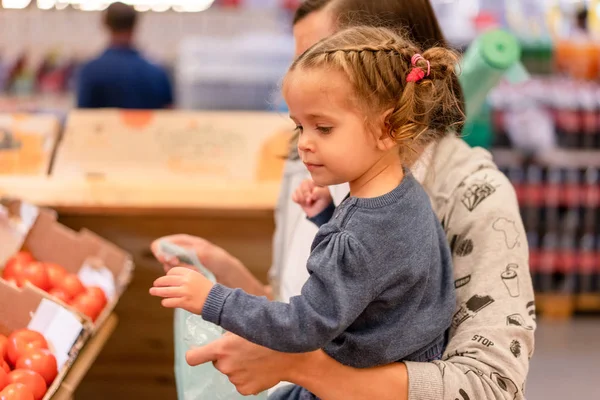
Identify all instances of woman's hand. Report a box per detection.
[292,179,333,218]
[185,333,309,396]
[186,334,409,400]
[150,267,214,314]
[151,234,238,277]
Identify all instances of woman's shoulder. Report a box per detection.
[425,136,518,219]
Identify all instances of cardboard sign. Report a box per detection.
[53,110,292,182]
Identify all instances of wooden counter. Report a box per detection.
[0,110,293,400]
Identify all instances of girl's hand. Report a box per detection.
[150,234,239,277]
[292,179,333,218]
[149,267,214,314]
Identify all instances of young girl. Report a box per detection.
[150,26,463,399]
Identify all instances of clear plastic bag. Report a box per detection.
[160,241,267,400]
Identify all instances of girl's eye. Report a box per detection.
[294,125,304,133]
[317,126,332,134]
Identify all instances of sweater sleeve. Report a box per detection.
[406,168,535,400]
[202,230,377,353]
[308,202,336,227]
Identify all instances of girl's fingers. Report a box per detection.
[149,286,183,298]
[168,267,192,276]
[153,275,185,287]
[161,298,183,309]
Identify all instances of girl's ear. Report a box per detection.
[376,108,397,151]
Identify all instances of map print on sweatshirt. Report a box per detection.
[493,217,521,249]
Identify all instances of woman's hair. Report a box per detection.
[294,0,447,53]
[287,26,464,161]
[331,0,447,50]
[293,0,331,25]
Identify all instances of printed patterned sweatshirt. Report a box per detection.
[270,134,535,400]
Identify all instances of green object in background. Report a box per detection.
[459,29,526,149]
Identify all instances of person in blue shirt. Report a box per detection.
[77,2,173,109]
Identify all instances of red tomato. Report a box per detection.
[0,361,9,374]
[15,263,49,292]
[15,350,57,386]
[47,288,71,304]
[85,287,107,308]
[43,264,66,290]
[6,331,47,367]
[0,335,7,362]
[2,253,34,280]
[6,370,44,400]
[0,383,34,400]
[0,369,8,391]
[54,274,85,299]
[70,293,103,321]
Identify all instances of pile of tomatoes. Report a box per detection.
[2,252,107,322]
[0,329,58,400]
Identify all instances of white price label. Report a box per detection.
[78,262,116,300]
[28,299,84,370]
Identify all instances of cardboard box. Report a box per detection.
[0,198,134,330]
[0,279,91,400]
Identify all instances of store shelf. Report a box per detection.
[493,148,600,168]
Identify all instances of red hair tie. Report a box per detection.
[406,54,430,83]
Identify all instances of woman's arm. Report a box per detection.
[186,336,408,400]
[292,351,409,400]
[401,169,535,400]
[215,255,270,298]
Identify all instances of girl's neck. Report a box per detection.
[349,153,404,198]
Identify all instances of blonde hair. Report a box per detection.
[287,26,464,161]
